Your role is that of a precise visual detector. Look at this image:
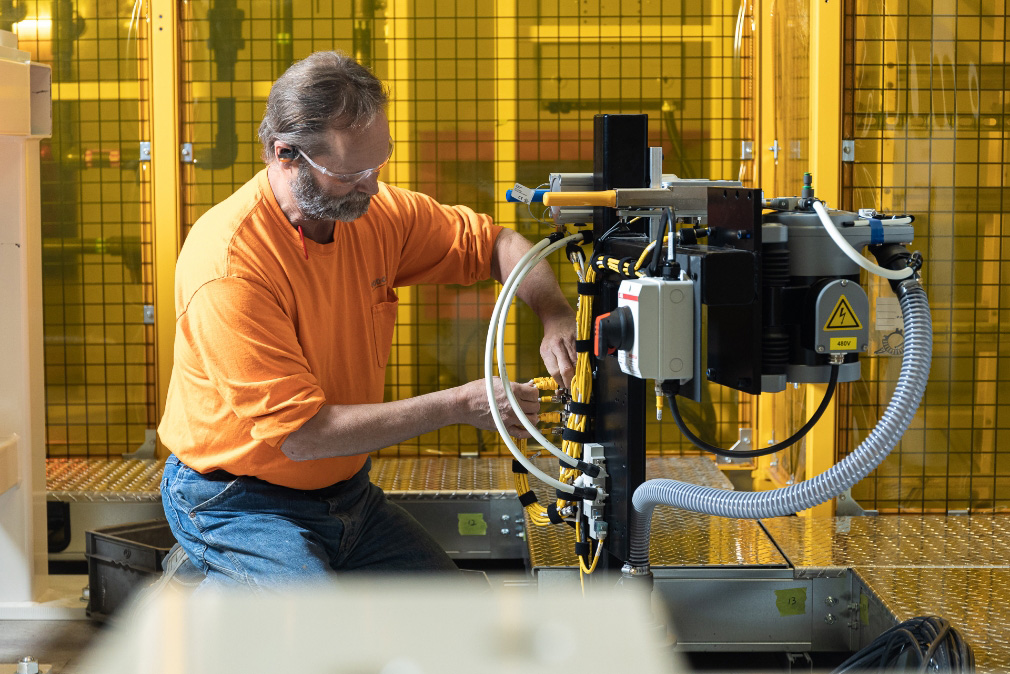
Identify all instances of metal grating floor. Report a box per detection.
[46,458,163,502]
[760,514,1010,569]
[369,456,516,497]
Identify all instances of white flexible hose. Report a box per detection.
[812,200,914,280]
[484,236,577,493]
[495,234,584,465]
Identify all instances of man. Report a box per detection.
[157,51,576,589]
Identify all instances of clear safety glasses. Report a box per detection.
[297,140,394,186]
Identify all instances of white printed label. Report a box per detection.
[875,296,903,331]
[511,183,535,204]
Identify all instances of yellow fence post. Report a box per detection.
[385,0,418,404]
[493,0,519,455]
[801,0,843,517]
[149,0,182,456]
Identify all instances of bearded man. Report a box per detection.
[157,51,576,589]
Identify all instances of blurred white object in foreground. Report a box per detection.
[79,578,684,674]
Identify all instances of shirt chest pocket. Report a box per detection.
[370,295,399,369]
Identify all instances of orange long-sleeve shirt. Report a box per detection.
[158,170,502,489]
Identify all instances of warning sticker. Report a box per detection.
[824,295,863,331]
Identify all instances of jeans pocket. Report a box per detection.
[170,465,243,515]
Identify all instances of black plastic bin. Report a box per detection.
[85,518,177,621]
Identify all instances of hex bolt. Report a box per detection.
[17,657,39,674]
[824,613,836,625]
[500,528,510,535]
[825,596,838,606]
[501,514,510,522]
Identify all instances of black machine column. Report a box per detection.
[591,114,649,567]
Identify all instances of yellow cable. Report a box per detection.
[532,376,559,391]
[635,234,670,271]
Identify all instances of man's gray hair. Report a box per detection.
[259,51,388,163]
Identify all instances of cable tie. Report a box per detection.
[565,240,584,261]
[576,282,596,295]
[574,339,592,353]
[518,490,538,507]
[561,427,593,444]
[565,401,594,416]
[511,459,528,474]
[868,218,885,245]
[574,542,591,558]
[546,503,565,524]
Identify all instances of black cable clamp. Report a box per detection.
[511,459,528,474]
[547,230,567,244]
[518,490,538,507]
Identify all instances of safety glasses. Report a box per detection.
[297,140,394,186]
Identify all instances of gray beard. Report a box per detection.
[292,163,372,222]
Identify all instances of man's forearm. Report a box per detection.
[280,388,463,461]
[491,228,574,323]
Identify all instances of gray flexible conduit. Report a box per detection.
[628,281,932,568]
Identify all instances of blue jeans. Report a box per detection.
[160,455,457,591]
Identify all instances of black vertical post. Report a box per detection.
[592,114,649,568]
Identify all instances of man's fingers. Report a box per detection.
[510,381,540,401]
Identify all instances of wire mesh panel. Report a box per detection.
[9,0,156,458]
[176,0,752,458]
[840,0,1009,512]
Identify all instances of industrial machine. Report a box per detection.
[488,113,931,584]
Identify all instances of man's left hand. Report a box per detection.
[539,308,577,390]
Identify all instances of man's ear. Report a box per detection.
[276,145,297,162]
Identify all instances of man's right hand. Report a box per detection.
[458,377,540,438]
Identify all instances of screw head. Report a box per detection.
[824,613,836,625]
[817,345,825,353]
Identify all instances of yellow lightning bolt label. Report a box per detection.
[824,295,862,331]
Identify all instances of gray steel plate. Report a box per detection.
[854,566,1010,673]
[761,514,1010,569]
[46,458,163,502]
[527,456,787,568]
[370,456,516,497]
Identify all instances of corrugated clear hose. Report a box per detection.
[629,283,932,567]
